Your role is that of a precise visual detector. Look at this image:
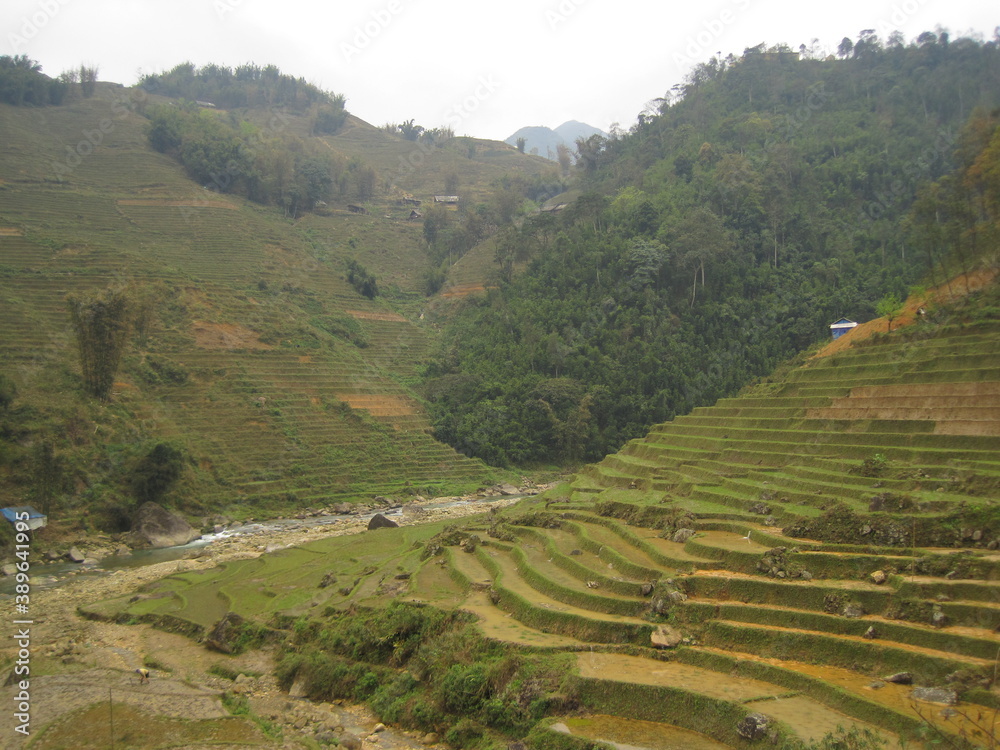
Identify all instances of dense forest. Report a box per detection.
[139,63,364,217]
[421,31,1000,467]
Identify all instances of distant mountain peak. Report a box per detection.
[505,121,607,161]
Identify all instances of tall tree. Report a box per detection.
[67,286,133,400]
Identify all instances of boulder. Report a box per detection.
[650,624,683,648]
[340,734,363,750]
[367,513,399,530]
[66,547,86,563]
[870,570,887,585]
[0,564,16,577]
[126,502,201,549]
[911,687,958,705]
[421,733,440,746]
[863,626,878,640]
[205,612,250,654]
[884,672,913,685]
[497,484,520,496]
[737,713,771,740]
[671,528,696,544]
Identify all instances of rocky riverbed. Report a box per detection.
[0,486,545,749]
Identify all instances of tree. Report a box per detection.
[131,443,185,504]
[837,37,854,59]
[32,440,63,514]
[875,292,903,332]
[79,64,98,98]
[515,137,526,153]
[556,143,573,177]
[345,259,378,299]
[67,286,133,400]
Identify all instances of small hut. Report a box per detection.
[1,506,47,531]
[829,318,858,340]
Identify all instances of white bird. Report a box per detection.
[742,530,753,544]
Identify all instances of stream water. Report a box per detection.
[2,495,516,595]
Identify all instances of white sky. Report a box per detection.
[3,0,997,141]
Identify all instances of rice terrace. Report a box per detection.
[1,27,1000,750]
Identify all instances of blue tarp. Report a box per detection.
[1,506,46,523]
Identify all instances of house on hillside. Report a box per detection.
[829,318,858,339]
[1,505,47,531]
[433,196,460,204]
[408,209,423,221]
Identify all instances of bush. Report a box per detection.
[130,442,186,504]
[440,663,490,714]
[0,374,16,409]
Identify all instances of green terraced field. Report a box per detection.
[83,306,1000,748]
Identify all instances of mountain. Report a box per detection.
[425,33,1000,468]
[0,63,560,531]
[505,120,608,160]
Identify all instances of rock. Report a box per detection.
[0,564,16,577]
[372,723,386,733]
[497,484,520,496]
[421,733,440,745]
[736,713,771,740]
[671,528,696,544]
[668,590,688,604]
[569,549,583,556]
[367,513,399,530]
[870,570,887,585]
[45,549,61,561]
[988,540,998,551]
[931,610,949,628]
[842,604,865,618]
[640,583,654,597]
[205,612,254,654]
[799,570,812,580]
[863,626,878,640]
[114,545,131,556]
[868,681,885,689]
[289,676,309,698]
[651,624,683,648]
[884,672,913,685]
[972,530,983,541]
[911,687,958,705]
[126,502,201,549]
[340,734,363,750]
[66,547,86,563]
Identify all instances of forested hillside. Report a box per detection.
[0,61,556,537]
[422,31,1000,467]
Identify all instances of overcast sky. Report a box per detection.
[4,0,997,141]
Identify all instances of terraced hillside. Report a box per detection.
[89,289,1000,748]
[0,85,563,514]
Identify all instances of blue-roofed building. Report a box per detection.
[1,506,47,530]
[829,318,858,340]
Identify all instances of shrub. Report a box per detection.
[0,374,16,409]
